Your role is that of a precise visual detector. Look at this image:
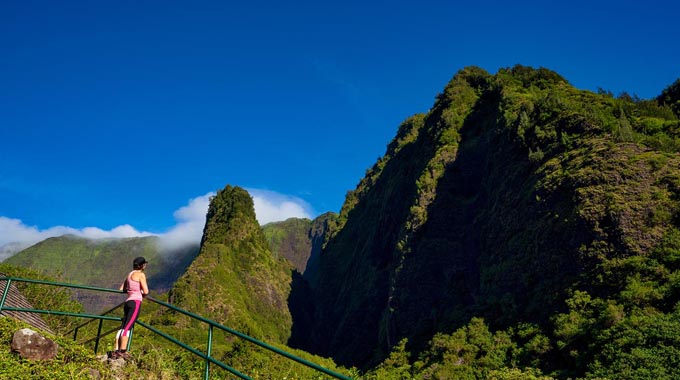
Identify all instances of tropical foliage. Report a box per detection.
[304,65,680,379]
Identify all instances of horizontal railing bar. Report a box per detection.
[0,276,122,294]
[147,296,352,380]
[1,306,122,321]
[68,302,125,334]
[136,320,252,380]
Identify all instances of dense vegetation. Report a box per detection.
[657,78,680,118]
[167,185,294,344]
[303,65,680,379]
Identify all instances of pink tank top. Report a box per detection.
[126,271,144,301]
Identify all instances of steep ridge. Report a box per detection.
[168,185,294,343]
[303,65,680,373]
[305,67,490,364]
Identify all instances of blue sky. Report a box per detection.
[1,0,678,252]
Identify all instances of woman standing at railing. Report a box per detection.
[110,256,149,360]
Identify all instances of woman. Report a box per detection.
[110,256,149,360]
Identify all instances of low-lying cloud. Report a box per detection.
[0,189,314,261]
[247,188,314,225]
[0,216,154,258]
[156,192,212,250]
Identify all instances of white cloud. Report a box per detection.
[157,192,212,250]
[247,188,314,225]
[0,188,315,259]
[0,216,153,261]
[0,216,153,248]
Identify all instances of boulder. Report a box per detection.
[11,328,58,360]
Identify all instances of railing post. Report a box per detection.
[205,325,213,380]
[94,318,104,354]
[126,326,133,351]
[0,278,11,312]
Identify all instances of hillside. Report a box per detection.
[167,185,294,343]
[262,217,313,273]
[262,212,338,279]
[300,66,680,378]
[4,235,198,312]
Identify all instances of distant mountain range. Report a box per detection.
[3,235,199,313]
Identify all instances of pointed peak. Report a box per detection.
[201,185,262,246]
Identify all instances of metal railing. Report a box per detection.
[0,275,352,380]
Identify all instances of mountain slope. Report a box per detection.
[261,213,338,278]
[168,185,294,343]
[262,217,313,273]
[303,65,680,376]
[4,235,198,312]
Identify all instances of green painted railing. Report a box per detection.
[0,276,352,380]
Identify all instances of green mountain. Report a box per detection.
[4,235,198,313]
[299,66,680,378]
[262,212,338,279]
[168,185,294,343]
[262,217,313,273]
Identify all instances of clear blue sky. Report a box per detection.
[1,0,678,249]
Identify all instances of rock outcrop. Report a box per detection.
[11,328,58,360]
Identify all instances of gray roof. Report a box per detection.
[0,274,54,334]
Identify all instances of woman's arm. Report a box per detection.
[139,273,149,296]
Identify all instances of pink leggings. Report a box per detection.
[118,299,141,337]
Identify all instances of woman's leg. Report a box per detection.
[117,300,141,352]
[113,329,122,351]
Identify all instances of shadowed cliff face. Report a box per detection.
[304,68,489,365]
[302,212,338,287]
[300,66,680,368]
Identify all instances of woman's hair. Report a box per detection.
[133,256,148,270]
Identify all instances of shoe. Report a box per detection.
[109,351,121,360]
[118,351,133,360]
